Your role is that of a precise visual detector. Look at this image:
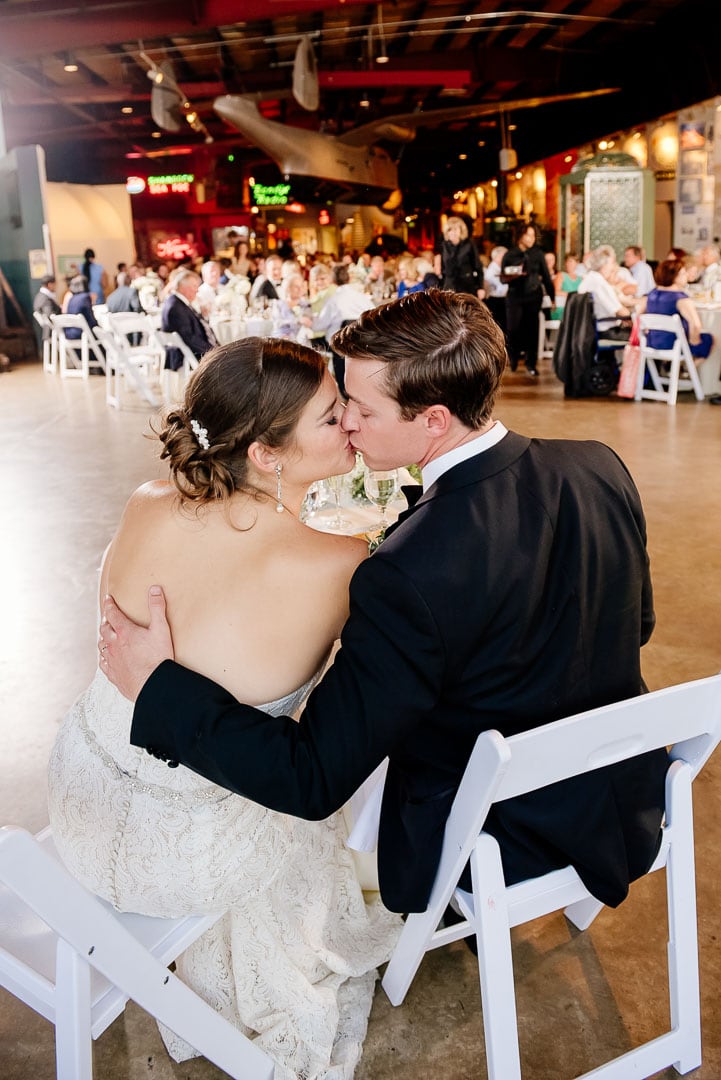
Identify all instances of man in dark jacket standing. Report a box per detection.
[502,223,555,376]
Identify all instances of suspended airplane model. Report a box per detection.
[145,37,617,205]
[213,87,619,205]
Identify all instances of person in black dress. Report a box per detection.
[501,223,555,376]
[435,217,486,300]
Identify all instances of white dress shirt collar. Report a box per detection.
[422,420,508,492]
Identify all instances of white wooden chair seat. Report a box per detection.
[382,673,721,1079]
[0,825,273,1080]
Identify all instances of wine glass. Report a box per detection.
[324,473,352,531]
[363,468,399,530]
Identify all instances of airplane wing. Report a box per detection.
[336,88,619,147]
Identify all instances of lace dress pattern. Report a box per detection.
[47,670,402,1079]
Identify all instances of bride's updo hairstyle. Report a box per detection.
[157,337,326,504]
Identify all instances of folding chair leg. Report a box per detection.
[667,361,681,407]
[55,939,93,1080]
[665,766,701,1074]
[564,895,604,931]
[472,834,522,1080]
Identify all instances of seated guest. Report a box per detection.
[160,269,215,371]
[307,262,337,350]
[314,265,373,394]
[274,273,311,340]
[64,275,98,338]
[365,254,389,303]
[697,244,721,292]
[578,247,633,340]
[106,271,142,314]
[553,251,582,299]
[396,256,425,298]
[623,246,655,297]
[637,258,714,360]
[33,274,60,321]
[253,254,284,302]
[196,260,222,318]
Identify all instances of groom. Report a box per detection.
[101,289,667,914]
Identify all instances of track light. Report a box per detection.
[359,93,370,108]
[63,53,78,73]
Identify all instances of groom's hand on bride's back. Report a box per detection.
[99,585,175,701]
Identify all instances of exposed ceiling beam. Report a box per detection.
[0,0,368,61]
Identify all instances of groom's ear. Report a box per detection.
[423,404,453,439]
[247,440,279,475]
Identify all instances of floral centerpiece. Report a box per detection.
[216,273,251,317]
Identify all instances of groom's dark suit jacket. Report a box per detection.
[131,432,668,913]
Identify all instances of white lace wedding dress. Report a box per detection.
[47,669,402,1080]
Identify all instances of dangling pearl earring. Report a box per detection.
[275,463,284,513]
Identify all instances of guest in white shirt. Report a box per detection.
[196,260,222,318]
[698,244,721,292]
[623,246,655,296]
[314,265,373,395]
[578,247,632,339]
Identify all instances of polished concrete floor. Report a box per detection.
[1,355,720,1078]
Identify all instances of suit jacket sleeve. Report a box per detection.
[131,556,444,818]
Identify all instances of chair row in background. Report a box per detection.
[32,309,199,410]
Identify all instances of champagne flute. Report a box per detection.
[325,473,352,531]
[363,468,399,530]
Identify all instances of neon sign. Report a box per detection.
[251,182,291,206]
[147,173,195,195]
[126,176,146,194]
[155,237,198,260]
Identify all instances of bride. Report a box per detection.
[47,337,402,1079]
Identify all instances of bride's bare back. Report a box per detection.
[101,481,366,705]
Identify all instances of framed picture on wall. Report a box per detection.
[679,149,707,176]
[57,255,83,278]
[679,178,702,206]
[679,121,706,151]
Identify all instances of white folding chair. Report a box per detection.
[33,311,58,373]
[382,673,721,1080]
[92,304,109,330]
[93,328,159,409]
[50,314,105,379]
[636,313,705,406]
[0,825,273,1080]
[538,312,561,360]
[152,329,200,402]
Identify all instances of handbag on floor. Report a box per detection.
[617,319,641,399]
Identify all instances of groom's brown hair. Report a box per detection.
[332,289,507,429]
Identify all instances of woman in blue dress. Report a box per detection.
[81,248,108,304]
[640,258,713,359]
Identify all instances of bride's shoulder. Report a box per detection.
[124,479,175,512]
[296,526,367,578]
